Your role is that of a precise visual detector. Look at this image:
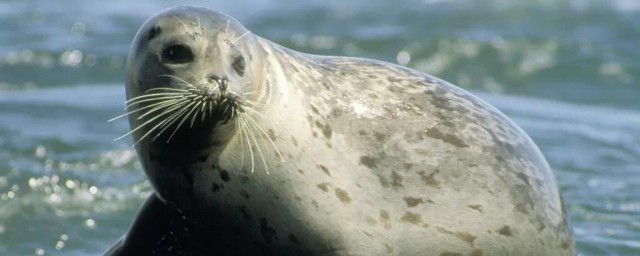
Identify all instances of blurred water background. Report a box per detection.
[0,0,639,255]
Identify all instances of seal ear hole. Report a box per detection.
[162,44,194,64]
[148,26,161,41]
[232,55,245,76]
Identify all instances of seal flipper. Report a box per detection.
[104,193,171,256]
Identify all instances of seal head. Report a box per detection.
[124,6,265,205]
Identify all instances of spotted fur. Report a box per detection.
[107,6,575,256]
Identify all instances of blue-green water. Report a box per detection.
[1,0,639,255]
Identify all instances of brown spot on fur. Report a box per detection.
[440,120,455,128]
[436,227,477,247]
[211,183,223,192]
[515,201,531,213]
[514,187,532,214]
[335,188,351,204]
[310,105,319,115]
[417,170,441,188]
[291,136,298,147]
[322,124,332,139]
[366,217,377,226]
[400,211,425,226]
[259,218,278,244]
[219,169,231,182]
[317,165,331,176]
[374,132,386,141]
[311,200,319,209]
[385,244,394,254]
[197,153,208,162]
[404,197,424,207]
[538,222,546,231]
[321,81,331,90]
[288,233,301,246]
[387,76,403,83]
[331,108,344,117]
[468,205,483,212]
[426,127,469,148]
[498,225,513,236]
[470,249,484,256]
[267,129,277,141]
[377,174,390,188]
[516,172,529,184]
[391,171,403,188]
[317,183,330,192]
[240,190,250,199]
[360,156,377,168]
[440,252,463,256]
[380,210,391,229]
[240,206,251,220]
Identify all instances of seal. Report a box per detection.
[106,6,575,256]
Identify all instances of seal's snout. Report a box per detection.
[207,75,228,91]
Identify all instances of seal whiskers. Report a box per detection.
[165,100,200,142]
[241,106,284,159]
[111,86,223,146]
[108,96,184,123]
[236,114,261,173]
[111,90,190,141]
[231,92,285,173]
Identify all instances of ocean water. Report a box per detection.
[0,0,639,255]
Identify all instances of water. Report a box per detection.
[0,0,638,255]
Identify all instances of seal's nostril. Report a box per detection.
[207,75,221,84]
[207,75,228,91]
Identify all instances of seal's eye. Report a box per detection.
[232,55,245,76]
[162,44,194,64]
[147,26,161,41]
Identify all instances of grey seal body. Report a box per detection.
[107,6,575,256]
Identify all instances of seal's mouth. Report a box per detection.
[110,83,244,146]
